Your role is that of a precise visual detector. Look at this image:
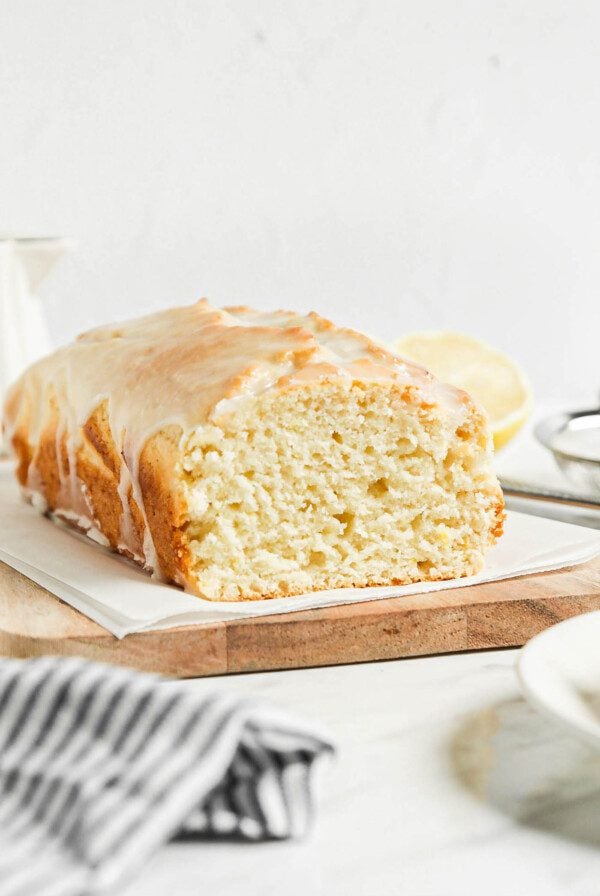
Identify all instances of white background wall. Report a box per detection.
[1,0,599,399]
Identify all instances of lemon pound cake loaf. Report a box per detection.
[3,300,504,601]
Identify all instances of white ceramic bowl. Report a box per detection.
[517,611,600,749]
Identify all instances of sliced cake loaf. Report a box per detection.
[3,301,504,600]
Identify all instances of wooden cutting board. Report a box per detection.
[2,555,600,678]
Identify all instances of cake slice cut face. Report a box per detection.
[3,301,504,600]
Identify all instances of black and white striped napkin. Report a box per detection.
[0,656,334,896]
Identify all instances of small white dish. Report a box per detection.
[517,611,600,748]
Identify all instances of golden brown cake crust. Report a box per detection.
[8,402,199,585]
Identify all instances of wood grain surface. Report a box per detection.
[1,556,600,678]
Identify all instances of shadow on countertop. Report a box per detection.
[450,697,600,847]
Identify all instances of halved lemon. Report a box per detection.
[392,331,533,450]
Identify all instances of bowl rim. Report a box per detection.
[535,408,600,466]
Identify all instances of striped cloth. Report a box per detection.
[0,656,334,896]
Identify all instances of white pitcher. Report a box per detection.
[0,236,71,397]
[0,237,71,452]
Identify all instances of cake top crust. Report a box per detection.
[4,299,470,461]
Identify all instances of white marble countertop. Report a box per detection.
[123,649,600,896]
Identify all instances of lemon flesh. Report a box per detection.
[392,331,532,450]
